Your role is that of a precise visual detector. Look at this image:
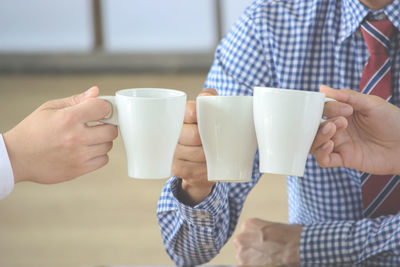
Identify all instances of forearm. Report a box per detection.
[300,215,400,265]
[157,7,271,263]
[179,179,215,206]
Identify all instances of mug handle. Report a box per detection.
[321,97,337,122]
[98,96,118,125]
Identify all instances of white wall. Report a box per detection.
[222,0,255,36]
[0,0,254,53]
[0,0,93,52]
[103,0,216,52]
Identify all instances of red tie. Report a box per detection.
[359,19,400,218]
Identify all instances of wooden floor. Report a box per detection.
[0,73,288,267]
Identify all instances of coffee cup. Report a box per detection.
[100,88,186,179]
[197,95,257,182]
[253,87,333,177]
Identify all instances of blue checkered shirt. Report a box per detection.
[157,0,400,266]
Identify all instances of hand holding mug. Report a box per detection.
[174,88,217,206]
[3,86,118,184]
[310,85,400,175]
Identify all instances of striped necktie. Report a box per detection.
[359,19,399,218]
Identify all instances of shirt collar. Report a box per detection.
[384,0,400,31]
[340,0,400,43]
[340,0,369,43]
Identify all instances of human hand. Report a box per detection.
[234,218,301,266]
[310,85,400,175]
[3,86,118,184]
[173,88,218,206]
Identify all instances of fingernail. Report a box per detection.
[342,105,353,115]
[322,141,331,150]
[322,123,331,134]
[85,86,97,97]
[334,117,345,128]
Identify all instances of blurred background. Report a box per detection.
[0,0,288,266]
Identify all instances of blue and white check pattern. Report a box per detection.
[157,0,400,266]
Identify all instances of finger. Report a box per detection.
[234,234,261,265]
[242,218,271,231]
[234,231,261,247]
[236,246,268,266]
[332,116,348,130]
[320,85,379,113]
[87,142,113,158]
[67,98,112,123]
[84,124,118,145]
[323,101,353,118]
[179,124,202,146]
[198,88,218,97]
[44,86,99,110]
[311,115,348,154]
[314,140,344,168]
[184,101,197,123]
[235,246,251,265]
[82,154,110,174]
[314,140,334,167]
[234,236,255,265]
[175,144,206,162]
[320,85,351,102]
[183,89,218,124]
[310,121,336,154]
[172,158,207,181]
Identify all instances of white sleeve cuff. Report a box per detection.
[0,134,14,199]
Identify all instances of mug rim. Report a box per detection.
[197,95,253,100]
[254,86,325,96]
[116,88,186,98]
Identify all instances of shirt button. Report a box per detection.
[202,244,214,249]
[212,200,219,208]
[197,213,209,219]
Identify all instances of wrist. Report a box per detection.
[286,226,301,264]
[178,179,215,206]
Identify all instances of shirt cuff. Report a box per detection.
[171,178,228,229]
[300,220,355,265]
[0,134,14,199]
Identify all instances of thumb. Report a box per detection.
[320,85,379,113]
[44,86,99,110]
[242,218,270,231]
[198,88,218,97]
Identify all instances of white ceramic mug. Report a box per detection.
[197,95,257,182]
[100,88,186,179]
[253,87,333,177]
